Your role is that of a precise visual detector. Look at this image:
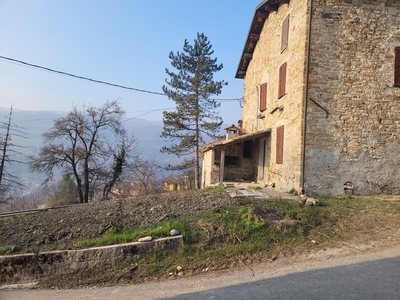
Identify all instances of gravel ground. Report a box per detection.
[0,191,233,253]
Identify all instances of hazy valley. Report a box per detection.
[1,108,174,193]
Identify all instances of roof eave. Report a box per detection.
[235,0,290,79]
[201,129,271,153]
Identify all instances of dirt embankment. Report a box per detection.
[0,191,233,253]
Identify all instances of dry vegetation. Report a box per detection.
[1,190,400,289]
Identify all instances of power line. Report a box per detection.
[0,55,165,96]
[0,55,243,102]
[123,108,175,122]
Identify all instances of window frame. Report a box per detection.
[281,14,290,52]
[278,62,287,99]
[259,82,267,112]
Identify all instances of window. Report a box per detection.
[281,14,290,52]
[278,62,287,98]
[276,126,284,164]
[395,47,400,87]
[259,83,267,111]
[243,140,252,158]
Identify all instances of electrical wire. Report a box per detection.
[0,55,243,102]
[123,108,175,122]
[0,55,165,96]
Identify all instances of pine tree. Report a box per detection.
[161,33,227,189]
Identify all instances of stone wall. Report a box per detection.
[242,0,309,191]
[305,0,400,195]
[0,236,183,285]
[201,149,215,186]
[201,142,256,186]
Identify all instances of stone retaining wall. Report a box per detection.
[0,236,183,285]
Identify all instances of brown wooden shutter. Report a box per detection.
[276,125,284,164]
[281,14,290,52]
[278,62,287,98]
[395,47,400,87]
[260,83,267,111]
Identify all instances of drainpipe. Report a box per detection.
[256,85,260,131]
[301,0,313,189]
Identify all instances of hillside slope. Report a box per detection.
[0,191,232,253]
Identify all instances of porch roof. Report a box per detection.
[201,129,271,152]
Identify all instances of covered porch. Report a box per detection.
[201,129,271,187]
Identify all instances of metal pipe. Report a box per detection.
[301,0,313,189]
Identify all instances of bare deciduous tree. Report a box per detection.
[29,100,131,203]
[0,106,27,204]
[93,133,139,200]
[129,158,162,195]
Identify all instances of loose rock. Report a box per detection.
[299,195,308,203]
[11,245,22,253]
[305,198,319,206]
[170,229,180,236]
[138,236,153,242]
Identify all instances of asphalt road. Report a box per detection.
[164,256,400,300]
[1,245,400,300]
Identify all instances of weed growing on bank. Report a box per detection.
[75,197,328,259]
[40,195,400,288]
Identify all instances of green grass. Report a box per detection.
[205,186,226,193]
[76,197,329,258]
[42,195,400,288]
[75,219,193,248]
[75,196,400,269]
[0,245,13,255]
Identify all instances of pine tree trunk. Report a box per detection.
[194,94,200,189]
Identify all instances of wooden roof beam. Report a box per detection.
[263,3,279,12]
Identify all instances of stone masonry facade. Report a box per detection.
[305,0,400,195]
[202,0,400,195]
[242,0,309,192]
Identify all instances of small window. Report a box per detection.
[281,14,290,52]
[278,62,287,98]
[243,140,252,158]
[394,47,400,87]
[259,83,267,111]
[276,126,284,164]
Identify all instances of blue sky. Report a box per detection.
[0,0,261,123]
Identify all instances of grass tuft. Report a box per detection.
[75,219,193,248]
[64,195,400,289]
[205,186,226,193]
[0,245,13,255]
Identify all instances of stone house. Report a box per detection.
[201,0,400,195]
